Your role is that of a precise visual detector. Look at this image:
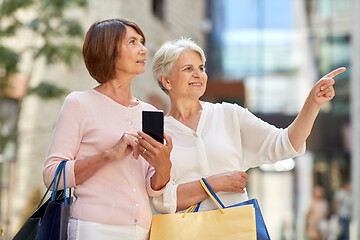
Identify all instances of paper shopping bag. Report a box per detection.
[150,199,256,240]
[201,178,271,239]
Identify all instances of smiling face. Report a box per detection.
[116,26,148,78]
[164,50,207,100]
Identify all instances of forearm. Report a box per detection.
[150,163,171,191]
[288,96,320,152]
[176,176,225,211]
[150,173,170,191]
[176,171,248,211]
[74,150,115,185]
[176,180,210,212]
[289,67,345,151]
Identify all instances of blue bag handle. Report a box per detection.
[51,161,70,206]
[192,178,226,212]
[36,161,71,209]
[201,178,226,208]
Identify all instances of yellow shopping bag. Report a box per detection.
[150,179,256,240]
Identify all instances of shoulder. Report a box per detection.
[61,90,98,113]
[139,100,158,111]
[202,101,247,116]
[65,90,93,102]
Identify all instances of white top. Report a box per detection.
[152,101,305,213]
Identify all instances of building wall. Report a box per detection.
[350,0,360,237]
[9,0,207,237]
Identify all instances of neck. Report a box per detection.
[168,97,202,131]
[95,78,137,107]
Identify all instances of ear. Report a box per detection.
[160,76,172,90]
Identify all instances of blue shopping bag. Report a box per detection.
[13,161,72,240]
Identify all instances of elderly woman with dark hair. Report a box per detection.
[151,38,345,214]
[42,18,172,240]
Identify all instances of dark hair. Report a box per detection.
[82,18,146,83]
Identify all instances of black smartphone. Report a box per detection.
[142,110,164,144]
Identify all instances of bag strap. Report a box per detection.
[62,161,72,206]
[199,178,224,213]
[182,178,224,218]
[201,178,226,208]
[63,161,72,206]
[52,161,71,206]
[51,161,66,200]
[36,161,65,209]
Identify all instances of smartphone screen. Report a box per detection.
[142,110,164,144]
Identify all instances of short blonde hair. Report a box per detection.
[152,38,206,94]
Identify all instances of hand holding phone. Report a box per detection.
[142,110,164,144]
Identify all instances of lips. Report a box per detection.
[189,82,202,86]
[136,59,146,63]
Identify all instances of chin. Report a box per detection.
[136,69,146,75]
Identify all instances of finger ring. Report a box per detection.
[143,148,147,154]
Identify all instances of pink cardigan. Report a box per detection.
[43,89,165,229]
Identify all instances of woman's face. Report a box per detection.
[166,50,207,100]
[116,26,147,77]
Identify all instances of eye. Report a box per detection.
[129,39,135,45]
[183,66,192,71]
[199,66,206,72]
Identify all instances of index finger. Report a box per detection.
[240,171,249,180]
[138,131,162,147]
[323,67,346,78]
[164,133,173,148]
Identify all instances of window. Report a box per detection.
[152,0,164,20]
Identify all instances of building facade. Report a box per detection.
[204,0,355,239]
[4,0,207,238]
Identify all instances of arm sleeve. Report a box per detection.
[42,93,83,189]
[232,104,305,169]
[151,180,179,214]
[145,165,168,197]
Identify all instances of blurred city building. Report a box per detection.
[203,0,354,239]
[0,0,359,239]
[351,1,360,239]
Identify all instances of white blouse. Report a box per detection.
[152,101,305,214]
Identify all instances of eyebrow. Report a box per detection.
[181,63,204,67]
[127,36,144,43]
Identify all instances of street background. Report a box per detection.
[0,0,359,239]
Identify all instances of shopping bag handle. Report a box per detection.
[201,178,226,208]
[37,162,64,209]
[51,161,70,206]
[37,161,71,209]
[199,178,224,213]
[182,178,224,218]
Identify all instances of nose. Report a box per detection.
[139,44,148,55]
[192,68,201,78]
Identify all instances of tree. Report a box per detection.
[0,0,88,154]
[0,0,88,236]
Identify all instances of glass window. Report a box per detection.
[152,0,164,20]
[207,0,300,113]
